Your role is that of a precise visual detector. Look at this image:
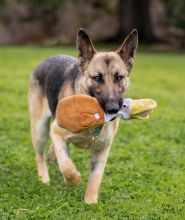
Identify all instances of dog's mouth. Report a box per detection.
[110,117,116,121]
[88,89,124,116]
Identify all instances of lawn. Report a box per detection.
[0,46,185,219]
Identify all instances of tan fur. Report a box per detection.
[76,52,129,95]
[85,173,101,204]
[59,83,74,99]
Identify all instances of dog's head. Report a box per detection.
[77,29,138,114]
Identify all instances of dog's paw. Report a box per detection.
[38,172,50,184]
[84,192,98,204]
[63,170,81,186]
[61,160,81,186]
[37,157,50,184]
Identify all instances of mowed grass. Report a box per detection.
[0,46,185,220]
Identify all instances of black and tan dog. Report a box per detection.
[28,29,138,204]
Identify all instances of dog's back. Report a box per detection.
[31,55,80,116]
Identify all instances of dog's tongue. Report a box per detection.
[104,113,118,122]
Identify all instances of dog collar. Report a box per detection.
[88,125,104,140]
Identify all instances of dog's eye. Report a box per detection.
[92,74,103,83]
[115,73,124,82]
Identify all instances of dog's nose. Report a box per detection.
[105,103,120,114]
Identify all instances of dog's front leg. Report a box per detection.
[50,121,81,186]
[85,145,111,204]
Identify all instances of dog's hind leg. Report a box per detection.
[31,115,50,184]
[48,143,57,164]
[29,81,51,184]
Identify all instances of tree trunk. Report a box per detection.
[117,0,158,42]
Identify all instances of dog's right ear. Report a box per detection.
[77,28,96,69]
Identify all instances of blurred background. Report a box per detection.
[0,0,184,50]
[0,1,185,218]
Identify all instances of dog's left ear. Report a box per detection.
[77,28,97,69]
[116,29,138,72]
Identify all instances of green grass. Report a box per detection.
[0,46,185,219]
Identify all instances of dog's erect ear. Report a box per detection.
[117,29,138,72]
[77,28,96,69]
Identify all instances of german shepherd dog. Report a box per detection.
[28,29,138,204]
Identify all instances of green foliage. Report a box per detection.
[0,46,185,219]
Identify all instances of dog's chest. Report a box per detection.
[66,122,117,150]
[68,133,104,150]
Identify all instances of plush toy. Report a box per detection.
[56,94,157,134]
